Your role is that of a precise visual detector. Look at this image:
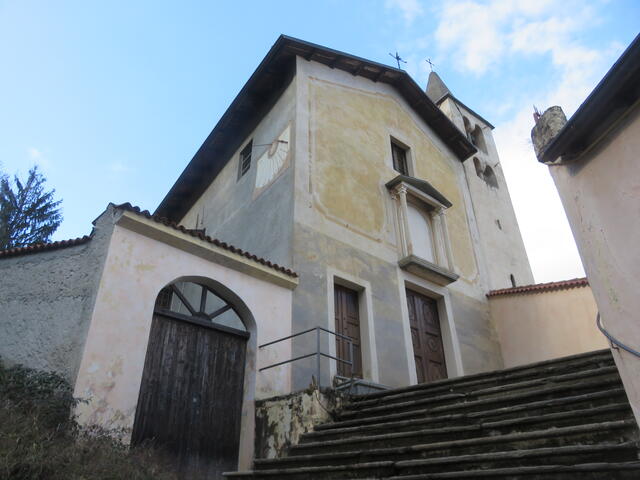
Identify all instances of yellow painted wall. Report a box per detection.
[309,79,478,281]
[489,286,607,368]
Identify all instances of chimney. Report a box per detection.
[531,106,567,161]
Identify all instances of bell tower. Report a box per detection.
[426,72,534,290]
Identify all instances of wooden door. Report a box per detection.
[132,312,247,479]
[406,289,447,383]
[334,284,362,377]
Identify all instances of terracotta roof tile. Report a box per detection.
[487,277,589,297]
[115,203,298,278]
[0,235,92,259]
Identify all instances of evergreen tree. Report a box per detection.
[0,166,62,249]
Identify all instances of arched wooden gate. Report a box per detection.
[132,281,249,478]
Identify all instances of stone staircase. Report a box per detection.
[227,349,640,479]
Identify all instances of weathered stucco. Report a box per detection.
[545,103,640,423]
[307,77,478,282]
[180,77,297,268]
[254,388,341,459]
[0,215,114,382]
[449,290,503,374]
[290,58,506,386]
[489,285,606,368]
[73,207,295,469]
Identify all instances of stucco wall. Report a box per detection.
[289,58,504,386]
[0,215,114,382]
[547,103,640,422]
[73,211,295,470]
[180,77,297,268]
[489,286,606,368]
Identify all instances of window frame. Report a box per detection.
[389,181,457,281]
[237,140,253,180]
[390,139,411,176]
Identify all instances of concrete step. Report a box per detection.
[348,364,619,411]
[256,438,638,473]
[350,349,614,404]
[287,420,637,460]
[224,460,396,480]
[303,402,631,443]
[316,388,628,432]
[225,350,638,480]
[337,372,622,421]
[394,443,640,475]
[229,450,640,480]
[387,461,640,479]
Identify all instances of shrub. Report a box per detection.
[0,360,179,480]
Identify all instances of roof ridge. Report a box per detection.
[114,202,298,278]
[487,277,588,297]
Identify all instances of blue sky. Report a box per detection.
[0,1,638,282]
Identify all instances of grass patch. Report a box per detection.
[0,360,179,480]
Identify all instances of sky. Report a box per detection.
[0,1,638,283]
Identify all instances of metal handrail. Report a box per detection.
[597,312,640,358]
[259,326,354,388]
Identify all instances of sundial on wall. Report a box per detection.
[255,125,290,190]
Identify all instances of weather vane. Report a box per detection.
[426,58,435,72]
[389,51,407,69]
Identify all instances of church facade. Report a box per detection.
[155,36,533,390]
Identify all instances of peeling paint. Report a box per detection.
[254,388,344,459]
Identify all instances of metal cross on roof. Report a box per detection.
[389,51,407,69]
[426,58,435,72]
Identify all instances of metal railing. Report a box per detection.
[259,326,354,388]
[597,312,640,358]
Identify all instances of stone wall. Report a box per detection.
[0,213,114,382]
[254,387,343,460]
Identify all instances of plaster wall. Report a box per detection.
[0,215,114,382]
[489,286,606,368]
[73,211,294,470]
[440,97,534,290]
[547,103,640,422]
[289,58,504,388]
[180,77,297,268]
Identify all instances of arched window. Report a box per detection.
[155,281,247,333]
[483,164,499,188]
[407,203,435,263]
[470,125,487,154]
[463,116,472,135]
[473,157,483,177]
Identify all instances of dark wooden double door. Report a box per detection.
[406,289,447,383]
[131,312,247,479]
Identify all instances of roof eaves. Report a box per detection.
[539,33,640,164]
[436,93,495,130]
[487,277,589,297]
[155,35,476,221]
[0,235,93,260]
[115,203,298,278]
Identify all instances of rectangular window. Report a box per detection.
[391,141,409,175]
[237,141,252,179]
